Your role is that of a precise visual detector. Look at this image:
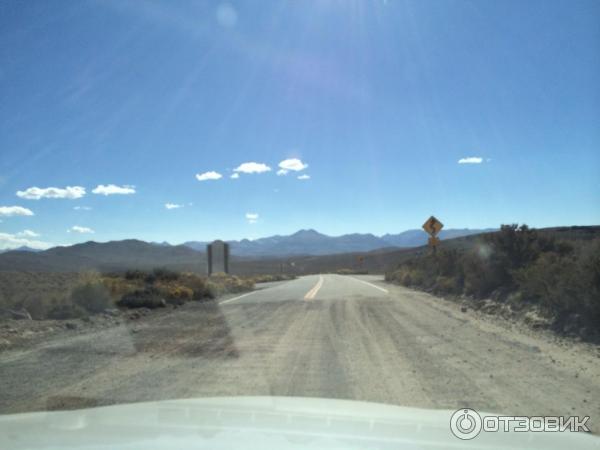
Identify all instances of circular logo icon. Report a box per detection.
[450,408,482,440]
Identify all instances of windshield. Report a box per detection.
[0,0,599,447]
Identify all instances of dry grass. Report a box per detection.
[0,269,256,319]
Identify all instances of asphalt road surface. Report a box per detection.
[1,275,599,431]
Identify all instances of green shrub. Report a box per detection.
[20,295,49,320]
[47,303,86,320]
[179,274,213,300]
[433,276,461,295]
[206,274,254,296]
[117,287,165,309]
[462,250,507,298]
[335,269,368,275]
[70,282,112,314]
[516,240,600,324]
[145,267,179,283]
[157,284,194,305]
[124,270,147,280]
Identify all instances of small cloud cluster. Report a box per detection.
[68,225,94,234]
[92,184,136,195]
[458,157,483,164]
[73,206,92,211]
[165,203,184,210]
[16,184,136,199]
[277,158,308,176]
[17,186,85,200]
[197,158,310,182]
[196,171,223,181]
[0,206,34,217]
[234,162,271,174]
[245,212,259,224]
[0,231,52,251]
[297,174,310,180]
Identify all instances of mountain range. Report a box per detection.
[181,228,496,257]
[0,228,494,272]
[1,226,596,273]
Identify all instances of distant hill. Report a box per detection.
[265,225,600,275]
[183,228,494,257]
[0,227,493,272]
[0,246,41,254]
[381,228,497,247]
[0,240,206,273]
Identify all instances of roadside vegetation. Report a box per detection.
[334,268,369,275]
[250,273,297,283]
[386,225,600,341]
[0,269,260,320]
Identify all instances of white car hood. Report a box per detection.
[0,396,597,450]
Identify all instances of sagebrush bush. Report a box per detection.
[178,273,213,300]
[47,303,86,320]
[207,274,254,297]
[145,267,179,284]
[516,240,600,325]
[117,287,165,309]
[434,276,461,295]
[70,282,112,314]
[124,270,147,280]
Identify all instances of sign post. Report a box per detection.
[207,240,230,275]
[422,216,444,254]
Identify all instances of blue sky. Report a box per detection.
[0,0,598,249]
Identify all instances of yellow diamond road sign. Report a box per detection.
[423,216,444,237]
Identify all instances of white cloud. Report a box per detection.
[165,203,183,210]
[16,186,86,200]
[230,173,240,179]
[245,212,259,224]
[297,174,311,180]
[233,162,271,174]
[0,232,53,251]
[195,171,222,181]
[92,184,136,195]
[458,157,483,164]
[16,229,40,238]
[279,158,308,172]
[276,169,288,176]
[68,225,94,234]
[73,206,92,211]
[0,206,34,217]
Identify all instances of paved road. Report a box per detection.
[1,274,599,431]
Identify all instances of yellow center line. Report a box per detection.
[304,275,324,300]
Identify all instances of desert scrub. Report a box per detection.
[206,273,254,297]
[154,283,194,305]
[386,224,600,339]
[250,274,297,283]
[117,287,165,309]
[178,273,213,300]
[70,281,113,313]
[335,269,368,275]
